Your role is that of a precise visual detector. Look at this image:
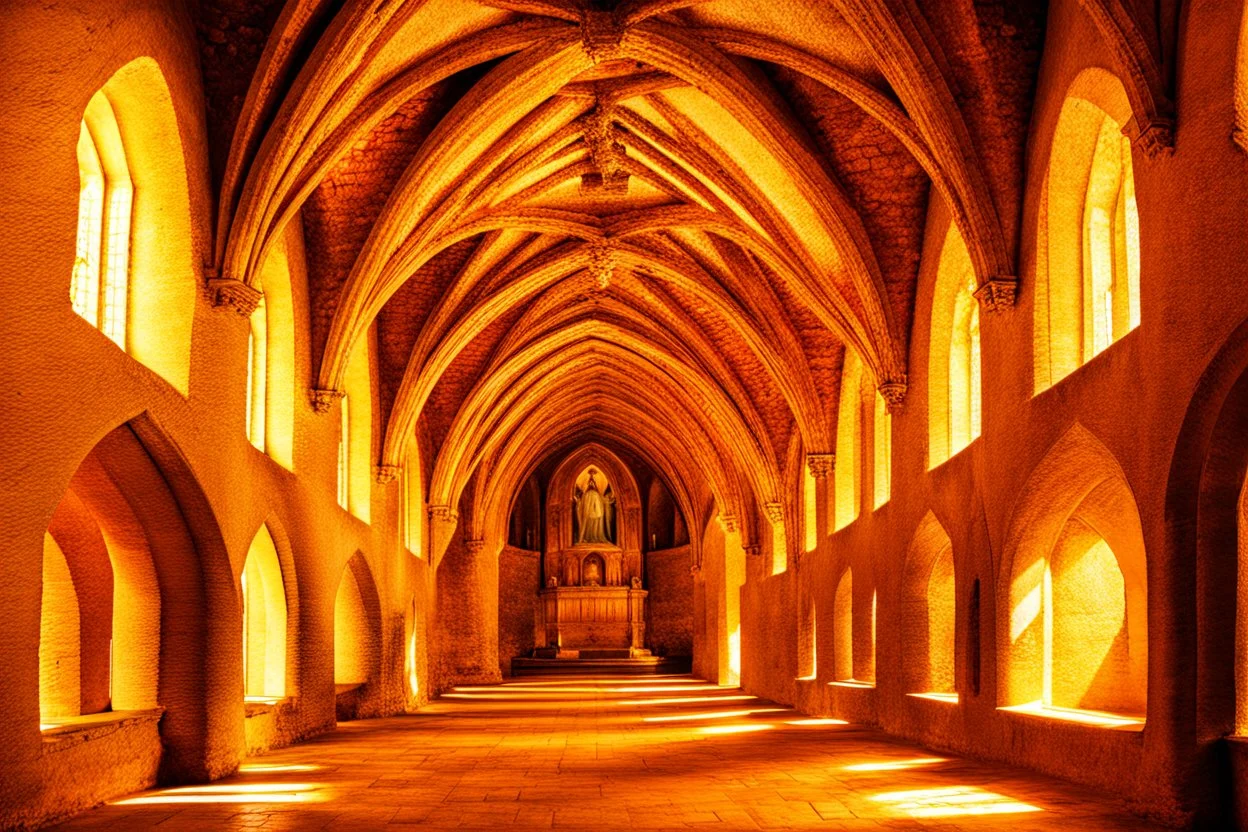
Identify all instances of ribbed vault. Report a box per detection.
[197,0,1077,563]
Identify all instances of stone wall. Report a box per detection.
[497,547,541,677]
[646,546,694,658]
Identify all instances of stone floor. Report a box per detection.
[51,675,1163,830]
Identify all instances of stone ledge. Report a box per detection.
[998,703,1144,732]
[41,709,163,753]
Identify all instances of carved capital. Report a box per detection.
[465,538,485,555]
[1127,116,1175,159]
[588,240,616,289]
[763,502,784,525]
[973,277,1017,312]
[878,379,908,415]
[744,544,762,557]
[806,453,835,480]
[718,513,738,534]
[208,277,263,317]
[428,504,458,525]
[581,9,624,63]
[310,388,345,413]
[374,464,401,484]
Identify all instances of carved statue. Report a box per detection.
[630,575,642,589]
[546,575,558,588]
[573,468,616,544]
[582,554,603,586]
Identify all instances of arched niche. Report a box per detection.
[646,478,688,551]
[334,552,380,686]
[241,522,296,701]
[998,424,1147,718]
[507,474,542,551]
[901,512,956,695]
[544,444,642,587]
[38,416,237,781]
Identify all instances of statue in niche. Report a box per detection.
[582,553,604,586]
[573,468,616,544]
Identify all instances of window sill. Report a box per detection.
[998,702,1144,731]
[41,708,163,751]
[828,679,874,689]
[907,691,958,704]
[795,675,819,683]
[245,696,290,717]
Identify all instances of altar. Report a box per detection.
[531,455,651,659]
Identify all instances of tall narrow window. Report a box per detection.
[402,434,423,557]
[72,92,132,349]
[929,223,982,466]
[834,351,863,531]
[873,391,891,508]
[1035,69,1141,392]
[247,305,267,453]
[337,396,350,511]
[803,462,818,551]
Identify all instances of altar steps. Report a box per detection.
[510,655,692,676]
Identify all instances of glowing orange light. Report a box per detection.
[785,718,848,726]
[698,723,773,735]
[626,694,758,706]
[114,783,326,806]
[869,786,1042,818]
[843,757,946,772]
[907,692,958,704]
[642,708,787,723]
[239,764,320,773]
[999,702,1143,728]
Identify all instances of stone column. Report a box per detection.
[434,536,501,688]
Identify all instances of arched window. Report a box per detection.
[241,525,287,701]
[902,513,956,697]
[803,461,818,552]
[246,309,267,453]
[69,59,195,393]
[873,391,891,508]
[247,217,301,467]
[929,223,981,466]
[1002,427,1147,723]
[339,338,373,522]
[72,93,130,349]
[834,351,863,531]
[1036,69,1141,392]
[833,568,854,681]
[402,434,424,556]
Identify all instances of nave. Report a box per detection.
[51,675,1159,831]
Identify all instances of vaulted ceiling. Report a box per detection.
[194,0,1119,545]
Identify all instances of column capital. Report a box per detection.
[374,464,401,484]
[878,379,908,415]
[806,453,835,480]
[973,277,1017,312]
[428,504,458,525]
[465,539,485,555]
[1127,115,1174,159]
[718,513,738,534]
[763,502,784,526]
[207,277,263,317]
[310,388,345,413]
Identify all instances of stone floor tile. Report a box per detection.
[49,675,1165,831]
